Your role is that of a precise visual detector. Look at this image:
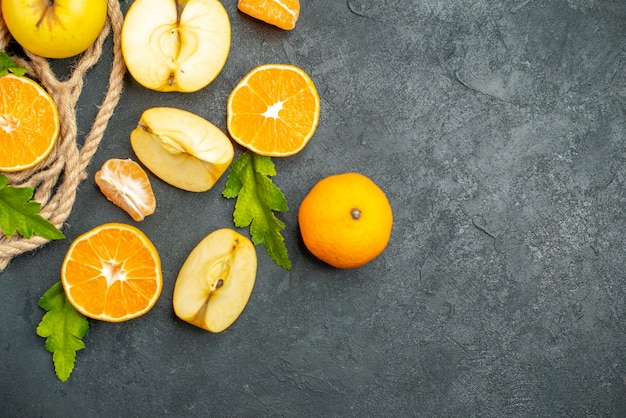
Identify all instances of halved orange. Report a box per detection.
[0,74,60,172]
[238,0,300,30]
[227,64,320,157]
[61,223,162,322]
[95,158,156,222]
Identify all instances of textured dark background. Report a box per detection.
[1,0,626,416]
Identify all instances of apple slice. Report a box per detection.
[130,107,234,192]
[173,228,257,333]
[121,0,231,92]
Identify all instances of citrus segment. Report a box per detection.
[238,0,300,30]
[61,223,163,322]
[95,158,156,222]
[227,64,320,157]
[298,172,393,269]
[0,74,60,172]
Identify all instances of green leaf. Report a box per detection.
[36,282,89,382]
[0,51,26,76]
[0,174,65,240]
[223,151,292,269]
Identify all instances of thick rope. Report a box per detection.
[0,0,126,271]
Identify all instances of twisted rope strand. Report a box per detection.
[0,0,125,271]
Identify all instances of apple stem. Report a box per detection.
[36,0,55,29]
[137,122,150,133]
[351,208,361,220]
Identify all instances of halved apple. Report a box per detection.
[173,228,257,333]
[130,107,234,192]
[121,0,231,92]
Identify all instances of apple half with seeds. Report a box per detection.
[173,228,257,333]
[121,0,231,92]
[130,107,234,192]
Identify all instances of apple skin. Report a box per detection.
[130,107,234,192]
[173,228,257,333]
[121,0,231,92]
[1,0,107,59]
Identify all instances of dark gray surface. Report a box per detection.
[2,0,626,416]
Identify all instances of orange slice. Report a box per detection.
[95,158,156,222]
[227,64,320,157]
[61,223,163,322]
[0,74,60,172]
[238,0,300,30]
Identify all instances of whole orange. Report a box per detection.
[298,172,393,269]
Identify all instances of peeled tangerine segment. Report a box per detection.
[131,107,234,192]
[94,158,156,221]
[173,228,257,333]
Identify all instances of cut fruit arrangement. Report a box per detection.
[0,0,394,382]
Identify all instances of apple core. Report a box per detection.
[121,0,231,92]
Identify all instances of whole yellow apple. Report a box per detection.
[1,0,107,59]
